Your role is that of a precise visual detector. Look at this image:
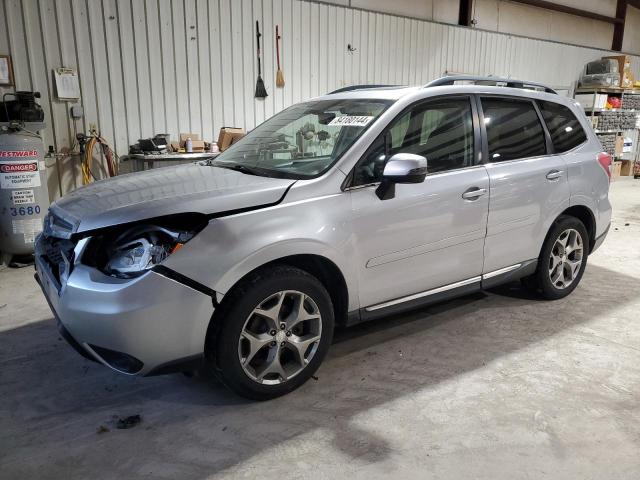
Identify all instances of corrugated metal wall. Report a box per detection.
[1,0,639,195]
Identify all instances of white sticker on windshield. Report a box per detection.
[328,115,374,127]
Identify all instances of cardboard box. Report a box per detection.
[179,133,200,146]
[575,93,608,110]
[217,127,245,151]
[615,135,624,156]
[602,55,635,88]
[620,159,633,176]
[611,160,622,180]
[190,140,205,152]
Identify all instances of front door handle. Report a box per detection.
[546,169,563,180]
[462,187,487,200]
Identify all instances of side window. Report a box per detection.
[481,98,546,162]
[352,98,475,185]
[539,100,587,153]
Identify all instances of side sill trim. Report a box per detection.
[482,263,522,280]
[364,263,526,313]
[366,276,482,312]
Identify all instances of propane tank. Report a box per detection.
[0,121,50,265]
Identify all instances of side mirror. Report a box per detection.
[376,153,428,200]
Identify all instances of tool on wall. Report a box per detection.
[275,25,285,88]
[255,20,268,98]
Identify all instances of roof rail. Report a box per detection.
[424,75,557,94]
[328,84,404,94]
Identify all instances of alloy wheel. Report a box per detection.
[548,228,583,290]
[238,290,322,385]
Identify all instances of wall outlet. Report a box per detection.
[70,104,84,119]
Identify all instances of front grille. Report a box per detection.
[38,234,76,286]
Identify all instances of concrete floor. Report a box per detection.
[1,179,639,480]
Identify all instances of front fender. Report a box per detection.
[213,239,358,310]
[162,192,360,311]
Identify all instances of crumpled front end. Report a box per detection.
[34,211,216,376]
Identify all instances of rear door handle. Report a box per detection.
[462,187,487,200]
[546,170,563,180]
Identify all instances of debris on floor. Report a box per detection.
[96,425,109,434]
[116,415,142,429]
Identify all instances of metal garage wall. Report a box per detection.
[1,0,639,185]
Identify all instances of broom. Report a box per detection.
[275,25,285,88]
[255,20,268,98]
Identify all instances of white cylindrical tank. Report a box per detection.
[0,123,50,263]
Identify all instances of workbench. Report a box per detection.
[120,152,220,172]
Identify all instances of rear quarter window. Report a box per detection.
[539,100,587,153]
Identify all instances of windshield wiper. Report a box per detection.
[210,162,265,176]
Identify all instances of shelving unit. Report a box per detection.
[574,87,640,178]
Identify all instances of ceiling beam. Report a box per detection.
[458,0,473,26]
[612,0,627,51]
[628,0,640,9]
[507,0,623,24]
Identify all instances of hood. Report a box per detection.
[50,163,295,234]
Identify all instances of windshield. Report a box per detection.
[209,99,391,179]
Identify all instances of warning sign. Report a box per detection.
[11,189,36,205]
[0,161,41,189]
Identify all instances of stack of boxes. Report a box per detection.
[622,93,640,110]
[598,134,617,156]
[596,111,637,131]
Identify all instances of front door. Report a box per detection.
[348,96,490,309]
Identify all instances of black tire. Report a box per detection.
[208,265,334,400]
[523,215,589,300]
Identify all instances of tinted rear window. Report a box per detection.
[539,100,587,153]
[481,98,546,162]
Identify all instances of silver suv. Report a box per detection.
[35,76,612,399]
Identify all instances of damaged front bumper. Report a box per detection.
[35,234,216,376]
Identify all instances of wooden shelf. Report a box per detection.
[576,87,640,94]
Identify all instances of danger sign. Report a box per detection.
[0,161,41,189]
[0,162,38,173]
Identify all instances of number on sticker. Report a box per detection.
[8,205,40,216]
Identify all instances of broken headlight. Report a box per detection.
[83,225,196,278]
[102,225,195,278]
[79,214,207,278]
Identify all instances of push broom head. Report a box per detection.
[276,68,285,88]
[255,75,268,98]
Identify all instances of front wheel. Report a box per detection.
[210,266,334,400]
[524,215,589,300]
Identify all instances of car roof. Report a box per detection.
[314,83,578,110]
[314,86,420,101]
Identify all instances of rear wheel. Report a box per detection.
[524,215,589,300]
[210,266,334,400]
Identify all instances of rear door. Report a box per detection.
[478,96,571,275]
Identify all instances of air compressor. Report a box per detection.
[0,91,50,266]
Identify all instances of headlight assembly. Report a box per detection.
[103,225,192,277]
[78,213,208,279]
